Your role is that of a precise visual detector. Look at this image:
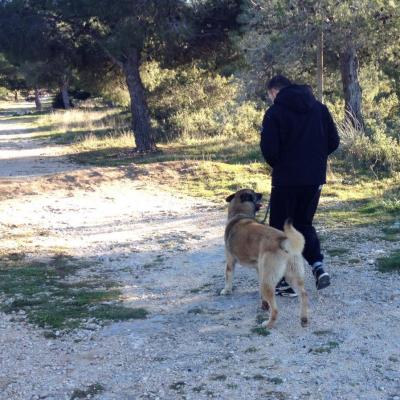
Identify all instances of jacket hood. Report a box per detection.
[274,84,316,113]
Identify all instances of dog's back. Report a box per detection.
[225,218,304,266]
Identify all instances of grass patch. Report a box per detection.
[382,226,400,235]
[263,391,288,400]
[380,225,400,242]
[380,233,399,242]
[226,384,238,389]
[169,381,186,391]
[210,374,227,381]
[0,254,148,330]
[187,307,205,315]
[193,384,206,393]
[267,377,284,384]
[251,326,271,336]
[189,283,212,293]
[311,341,341,354]
[376,250,400,273]
[70,383,105,399]
[244,346,258,353]
[35,108,128,144]
[326,248,350,257]
[142,255,165,269]
[313,329,334,336]
[91,304,149,320]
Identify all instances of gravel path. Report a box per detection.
[0,103,399,400]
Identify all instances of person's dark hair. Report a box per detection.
[267,75,291,91]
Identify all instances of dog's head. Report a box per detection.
[225,189,263,218]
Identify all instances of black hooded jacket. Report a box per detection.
[260,85,340,186]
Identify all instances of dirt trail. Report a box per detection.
[0,102,81,179]
[0,103,399,400]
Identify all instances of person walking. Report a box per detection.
[260,75,340,296]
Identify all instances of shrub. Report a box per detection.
[144,62,263,142]
[0,86,9,100]
[336,117,400,176]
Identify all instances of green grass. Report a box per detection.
[327,248,350,257]
[268,377,284,385]
[251,326,271,336]
[313,329,334,336]
[380,225,400,242]
[189,283,212,293]
[312,341,341,354]
[70,383,105,399]
[210,374,227,381]
[244,346,259,353]
[376,250,400,273]
[169,381,186,391]
[382,226,400,235]
[319,190,400,229]
[0,254,148,330]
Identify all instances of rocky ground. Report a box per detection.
[0,102,399,400]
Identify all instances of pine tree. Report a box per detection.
[239,0,400,130]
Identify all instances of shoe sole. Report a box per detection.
[275,291,298,298]
[316,273,330,290]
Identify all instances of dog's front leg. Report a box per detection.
[220,252,236,295]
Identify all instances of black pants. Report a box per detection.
[269,185,323,266]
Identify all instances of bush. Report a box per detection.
[144,62,263,142]
[336,118,400,176]
[0,86,9,100]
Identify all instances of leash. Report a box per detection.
[259,201,270,225]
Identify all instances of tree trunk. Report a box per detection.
[122,48,156,153]
[316,28,324,102]
[339,45,364,130]
[34,87,42,111]
[14,90,18,102]
[61,80,71,110]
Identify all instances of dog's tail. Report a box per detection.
[280,219,305,255]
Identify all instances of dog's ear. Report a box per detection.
[256,193,263,201]
[226,193,235,203]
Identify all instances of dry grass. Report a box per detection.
[35,108,129,143]
[38,108,115,130]
[73,130,134,152]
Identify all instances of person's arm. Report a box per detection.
[260,109,280,167]
[324,106,340,155]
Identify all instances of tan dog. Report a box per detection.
[221,189,309,328]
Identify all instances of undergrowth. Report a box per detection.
[0,253,148,330]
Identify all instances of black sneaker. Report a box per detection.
[313,266,330,290]
[275,278,298,297]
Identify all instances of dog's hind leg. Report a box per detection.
[285,255,309,327]
[260,283,278,328]
[220,252,236,295]
[259,254,284,329]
